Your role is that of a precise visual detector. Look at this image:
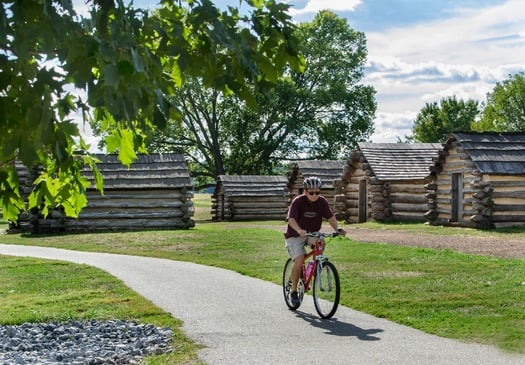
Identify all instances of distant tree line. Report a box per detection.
[405,72,525,143]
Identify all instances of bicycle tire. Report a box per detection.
[282,258,304,310]
[313,261,340,319]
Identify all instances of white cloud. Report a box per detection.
[370,111,416,143]
[365,0,525,142]
[287,0,361,16]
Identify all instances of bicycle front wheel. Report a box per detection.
[313,261,340,319]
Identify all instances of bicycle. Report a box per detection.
[282,231,342,319]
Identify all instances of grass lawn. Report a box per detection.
[1,193,524,357]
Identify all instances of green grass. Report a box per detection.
[0,255,203,364]
[1,222,524,354]
[192,193,213,221]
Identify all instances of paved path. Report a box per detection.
[1,244,523,365]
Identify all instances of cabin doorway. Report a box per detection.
[358,179,367,223]
[451,173,463,222]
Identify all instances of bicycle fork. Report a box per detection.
[315,256,333,292]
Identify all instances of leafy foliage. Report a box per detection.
[0,0,302,221]
[146,10,376,180]
[225,10,377,171]
[473,72,525,132]
[409,96,479,143]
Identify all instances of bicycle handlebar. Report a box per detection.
[306,230,343,238]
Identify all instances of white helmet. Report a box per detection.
[303,176,322,189]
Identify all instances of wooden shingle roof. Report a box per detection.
[217,175,288,197]
[358,142,442,180]
[289,160,345,187]
[444,132,525,175]
[86,153,192,189]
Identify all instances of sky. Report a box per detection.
[284,0,525,142]
[76,0,525,145]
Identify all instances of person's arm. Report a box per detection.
[327,215,346,236]
[288,217,307,237]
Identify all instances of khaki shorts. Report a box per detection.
[285,236,316,259]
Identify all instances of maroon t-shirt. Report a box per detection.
[284,194,334,238]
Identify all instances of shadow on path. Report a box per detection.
[294,311,384,340]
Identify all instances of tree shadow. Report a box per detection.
[294,311,383,341]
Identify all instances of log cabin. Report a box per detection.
[425,132,525,229]
[339,143,442,223]
[212,175,289,221]
[14,153,195,233]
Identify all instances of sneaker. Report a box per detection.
[290,291,301,306]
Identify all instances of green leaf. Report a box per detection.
[117,129,137,166]
[246,0,264,9]
[118,60,134,78]
[103,64,119,87]
[105,130,121,153]
[171,62,183,88]
[258,57,278,83]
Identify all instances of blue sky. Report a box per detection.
[78,0,525,144]
[281,0,525,142]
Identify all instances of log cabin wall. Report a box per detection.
[339,150,369,223]
[426,132,525,229]
[339,143,442,223]
[14,153,195,233]
[485,174,525,228]
[212,175,289,221]
[286,160,346,213]
[425,144,480,227]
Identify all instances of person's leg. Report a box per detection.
[285,237,306,292]
[291,254,305,292]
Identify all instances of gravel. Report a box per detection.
[0,320,173,364]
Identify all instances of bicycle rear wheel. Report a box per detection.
[313,261,340,319]
[282,258,304,310]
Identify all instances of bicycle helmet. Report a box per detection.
[303,176,323,189]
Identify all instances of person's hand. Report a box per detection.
[337,228,347,236]
[298,229,307,237]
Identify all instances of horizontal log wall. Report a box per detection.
[212,197,288,221]
[212,195,288,221]
[69,189,195,232]
[484,175,525,228]
[385,180,429,222]
[13,155,196,233]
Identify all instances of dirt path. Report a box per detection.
[223,222,525,259]
[346,227,525,259]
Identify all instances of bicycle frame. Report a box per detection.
[302,232,332,291]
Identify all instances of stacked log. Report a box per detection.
[339,150,365,222]
[369,178,390,221]
[469,181,494,229]
[212,175,289,221]
[424,182,438,222]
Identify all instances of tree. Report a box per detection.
[472,72,525,132]
[0,0,303,221]
[144,78,232,187]
[410,96,479,143]
[226,10,376,167]
[147,10,376,180]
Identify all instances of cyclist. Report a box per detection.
[284,176,346,306]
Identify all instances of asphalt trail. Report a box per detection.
[1,244,523,365]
